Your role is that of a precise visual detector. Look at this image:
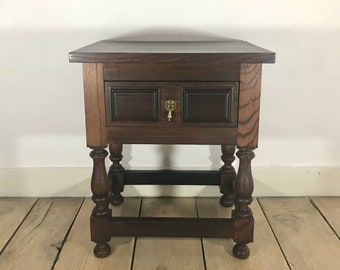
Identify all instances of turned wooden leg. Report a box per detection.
[232,147,255,259]
[90,148,112,258]
[108,144,125,206]
[219,144,236,207]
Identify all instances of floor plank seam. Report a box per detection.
[257,198,292,270]
[195,198,207,270]
[130,237,138,270]
[50,197,86,270]
[200,238,207,270]
[0,198,39,256]
[2,197,339,269]
[130,197,143,270]
[28,199,54,236]
[138,197,144,217]
[309,197,340,240]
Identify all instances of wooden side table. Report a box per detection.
[69,40,275,259]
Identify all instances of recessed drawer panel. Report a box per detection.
[105,83,159,123]
[105,81,238,127]
[182,82,238,124]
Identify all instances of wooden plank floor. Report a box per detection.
[0,197,339,270]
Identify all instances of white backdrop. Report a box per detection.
[1,0,340,170]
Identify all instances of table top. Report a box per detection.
[69,40,275,64]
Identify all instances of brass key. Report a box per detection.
[165,100,176,121]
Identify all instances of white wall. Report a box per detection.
[1,1,340,195]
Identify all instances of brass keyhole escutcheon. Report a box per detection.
[165,100,176,122]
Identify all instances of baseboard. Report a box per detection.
[0,167,339,197]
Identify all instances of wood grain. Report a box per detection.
[0,198,37,253]
[69,40,275,64]
[103,63,240,81]
[1,197,339,269]
[104,81,238,128]
[197,198,289,270]
[259,197,340,270]
[132,198,205,270]
[82,63,107,148]
[311,197,340,237]
[106,126,237,144]
[0,198,83,270]
[54,197,141,270]
[237,64,262,148]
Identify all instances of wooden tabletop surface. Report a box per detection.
[69,40,275,64]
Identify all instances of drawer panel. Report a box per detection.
[105,83,159,122]
[182,82,238,124]
[105,81,238,127]
[183,90,231,122]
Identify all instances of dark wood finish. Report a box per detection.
[233,242,252,260]
[237,64,262,148]
[108,144,125,206]
[105,83,159,122]
[103,63,240,81]
[70,39,275,259]
[104,81,238,127]
[232,148,255,259]
[219,145,236,207]
[233,148,255,218]
[108,217,234,238]
[106,126,238,144]
[109,90,158,121]
[89,148,111,258]
[82,64,107,148]
[183,83,238,123]
[69,41,275,64]
[124,170,220,185]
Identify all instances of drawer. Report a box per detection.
[105,82,238,127]
[107,88,159,122]
[182,83,238,124]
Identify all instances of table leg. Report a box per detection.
[90,148,112,258]
[232,147,255,259]
[108,144,125,206]
[219,144,236,207]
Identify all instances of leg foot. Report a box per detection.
[219,194,234,207]
[232,148,255,259]
[110,193,124,206]
[90,148,112,258]
[94,242,111,258]
[233,243,250,259]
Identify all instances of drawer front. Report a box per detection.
[105,82,238,127]
[182,82,238,124]
[105,83,160,124]
[109,89,159,121]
